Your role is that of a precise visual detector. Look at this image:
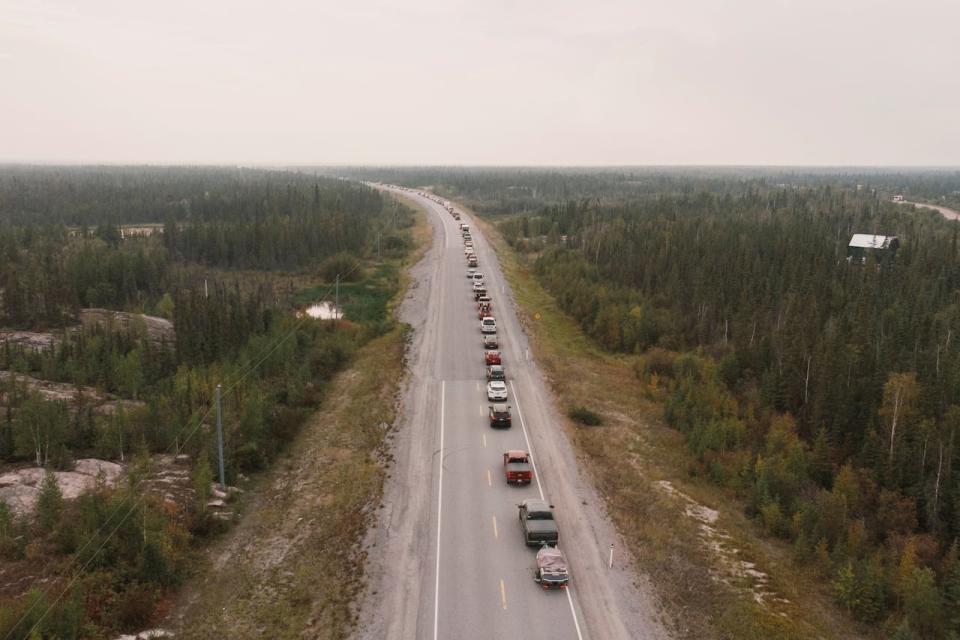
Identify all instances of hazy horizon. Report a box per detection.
[3,0,959,166]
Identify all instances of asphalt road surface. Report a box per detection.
[358,188,668,640]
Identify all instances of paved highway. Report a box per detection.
[359,188,668,640]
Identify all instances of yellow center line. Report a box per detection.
[487,469,492,486]
[492,515,498,538]
[500,578,507,609]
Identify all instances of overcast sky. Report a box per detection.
[2,0,958,165]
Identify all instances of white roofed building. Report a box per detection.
[847,234,900,263]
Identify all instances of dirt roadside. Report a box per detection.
[165,325,408,639]
[163,200,431,640]
[354,193,442,640]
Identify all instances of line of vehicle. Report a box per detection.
[510,345,584,640]
[433,379,446,640]
[425,192,583,640]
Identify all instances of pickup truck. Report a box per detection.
[489,403,512,428]
[503,450,533,484]
[518,499,559,547]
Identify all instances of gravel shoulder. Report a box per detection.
[354,194,442,640]
[356,190,670,640]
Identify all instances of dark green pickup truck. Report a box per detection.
[518,498,559,546]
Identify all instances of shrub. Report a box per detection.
[320,252,362,283]
[568,406,603,426]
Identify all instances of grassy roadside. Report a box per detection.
[170,200,430,639]
[469,212,869,640]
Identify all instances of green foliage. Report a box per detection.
[568,406,603,426]
[154,292,175,319]
[320,251,362,282]
[13,394,70,469]
[36,470,64,533]
[903,567,942,637]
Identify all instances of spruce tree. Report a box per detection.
[35,470,64,534]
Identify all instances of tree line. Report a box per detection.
[493,185,960,638]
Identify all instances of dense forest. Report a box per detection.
[497,187,960,638]
[0,167,412,638]
[324,165,960,215]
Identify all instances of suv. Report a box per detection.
[482,334,499,349]
[489,403,512,428]
[486,364,505,381]
[486,380,508,401]
[480,317,496,333]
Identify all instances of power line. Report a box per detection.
[5,189,402,639]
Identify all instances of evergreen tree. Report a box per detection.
[35,470,64,533]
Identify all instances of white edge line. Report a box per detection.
[511,364,584,640]
[566,587,585,640]
[510,380,544,501]
[433,380,445,640]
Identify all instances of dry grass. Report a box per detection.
[470,212,870,640]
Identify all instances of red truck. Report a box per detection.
[503,450,533,484]
[484,350,502,365]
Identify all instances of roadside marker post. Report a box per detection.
[215,384,225,488]
[608,544,614,569]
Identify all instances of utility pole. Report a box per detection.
[335,274,340,326]
[215,384,225,488]
[377,232,381,259]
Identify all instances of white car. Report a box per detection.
[472,273,484,283]
[481,317,497,333]
[487,380,508,401]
